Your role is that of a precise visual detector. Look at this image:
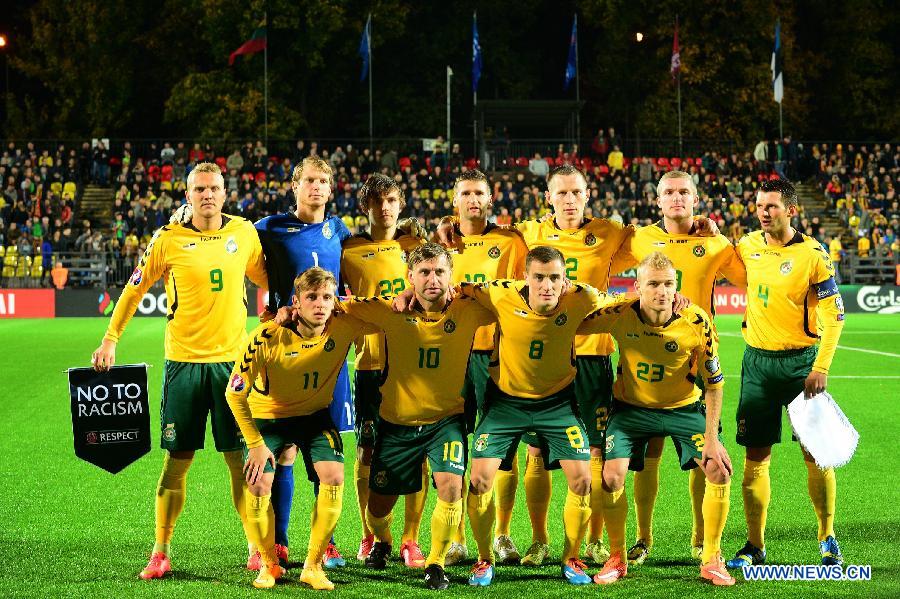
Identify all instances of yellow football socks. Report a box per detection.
[245,493,277,565]
[633,456,660,546]
[365,508,394,545]
[805,461,836,541]
[152,453,192,555]
[588,455,605,543]
[562,489,591,562]
[426,498,463,567]
[524,454,551,544]
[355,459,372,537]
[742,458,771,549]
[602,486,628,557]
[701,480,730,564]
[466,488,495,562]
[305,484,343,566]
[494,453,519,537]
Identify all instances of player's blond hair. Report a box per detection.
[186,162,223,191]
[407,242,453,271]
[292,157,334,186]
[656,170,697,197]
[294,266,337,296]
[636,251,676,280]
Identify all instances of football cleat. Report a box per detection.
[820,536,843,566]
[593,552,627,585]
[365,541,392,569]
[562,558,592,585]
[520,542,551,566]
[139,552,171,580]
[322,542,346,569]
[726,541,766,569]
[300,566,335,591]
[691,544,704,561]
[275,544,289,568]
[357,534,375,561]
[424,563,450,590]
[401,540,427,568]
[701,554,736,586]
[253,563,285,589]
[626,539,651,565]
[584,540,611,564]
[246,550,262,571]
[493,535,521,564]
[468,560,494,586]
[444,542,469,566]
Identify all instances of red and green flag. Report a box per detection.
[229,21,267,66]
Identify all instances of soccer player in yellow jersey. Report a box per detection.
[225,267,375,590]
[90,162,268,580]
[444,169,529,565]
[726,178,846,569]
[579,252,736,586]
[461,246,619,587]
[609,170,747,564]
[342,243,495,591]
[340,173,427,566]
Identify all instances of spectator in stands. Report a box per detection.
[591,128,609,160]
[607,145,624,173]
[226,148,244,173]
[528,152,549,178]
[857,233,871,257]
[17,231,33,257]
[92,141,110,185]
[51,261,68,289]
[40,236,53,286]
[432,135,447,170]
[160,142,176,165]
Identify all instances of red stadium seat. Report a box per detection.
[622,157,632,170]
[399,156,412,169]
[598,165,610,175]
[148,164,161,178]
[656,157,670,168]
[255,172,267,185]
[161,165,174,182]
[670,157,682,168]
[215,157,227,171]
[580,157,592,170]
[465,158,478,170]
[516,157,529,167]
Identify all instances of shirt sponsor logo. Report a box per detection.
[229,374,246,392]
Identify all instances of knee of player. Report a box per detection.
[468,473,493,495]
[569,474,592,496]
[704,463,730,485]
[319,472,344,487]
[437,478,464,503]
[601,469,626,493]
[248,478,272,497]
[278,444,299,465]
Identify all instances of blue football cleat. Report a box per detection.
[562,558,592,584]
[820,536,843,565]
[469,560,494,586]
[726,541,766,569]
[322,542,346,569]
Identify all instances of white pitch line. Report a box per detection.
[723,374,900,379]
[836,345,900,358]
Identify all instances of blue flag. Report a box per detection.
[359,14,371,82]
[472,13,482,94]
[564,14,577,90]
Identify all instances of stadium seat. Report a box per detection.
[63,182,77,197]
[580,157,593,170]
[160,180,172,191]
[3,254,16,267]
[598,165,610,175]
[50,182,63,195]
[1,265,14,279]
[670,157,682,168]
[623,157,632,170]
[0,246,4,258]
[31,263,43,279]
[215,157,227,171]
[399,157,412,169]
[161,165,174,181]
[465,158,478,170]
[516,157,529,168]
[6,245,17,257]
[656,157,670,168]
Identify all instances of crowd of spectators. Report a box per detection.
[1,135,896,287]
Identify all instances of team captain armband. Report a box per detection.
[814,276,839,299]
[708,373,724,385]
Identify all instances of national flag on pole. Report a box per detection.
[771,19,783,103]
[564,14,578,90]
[472,13,482,94]
[671,17,681,80]
[359,14,372,82]
[229,20,267,66]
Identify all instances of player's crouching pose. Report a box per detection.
[225,268,376,590]
[580,252,735,586]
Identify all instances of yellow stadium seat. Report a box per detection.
[51,182,63,195]
[3,254,16,267]
[6,245,17,256]
[63,182,77,197]
[0,246,4,257]
[420,189,431,200]
[160,180,172,191]
[31,263,43,278]
[14,262,28,277]
[2,265,14,279]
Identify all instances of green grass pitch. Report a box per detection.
[2,314,899,598]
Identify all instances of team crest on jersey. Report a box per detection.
[163,424,176,442]
[555,313,568,326]
[444,319,457,333]
[225,237,238,254]
[705,357,720,373]
[322,221,333,239]
[693,244,706,257]
[229,374,246,392]
[780,260,793,274]
[665,341,678,352]
[129,268,143,286]
[374,470,388,488]
[488,245,501,259]
[474,434,489,451]
[835,296,844,313]
[584,233,597,246]
[324,338,336,352]
[605,434,615,453]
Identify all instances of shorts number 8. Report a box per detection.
[566,425,585,449]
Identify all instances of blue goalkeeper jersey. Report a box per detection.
[255,212,354,431]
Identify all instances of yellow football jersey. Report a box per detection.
[459,280,613,399]
[104,215,268,362]
[341,296,495,425]
[516,218,633,356]
[224,315,377,447]
[737,230,845,371]
[579,301,724,409]
[449,223,528,351]
[610,221,747,316]
[340,233,424,370]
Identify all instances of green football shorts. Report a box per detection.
[603,399,719,472]
[160,360,240,452]
[462,351,491,434]
[736,345,817,448]
[242,409,344,479]
[354,369,383,448]
[369,414,467,495]
[474,380,591,470]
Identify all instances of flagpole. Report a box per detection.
[779,103,783,140]
[574,13,580,148]
[264,12,268,149]
[446,66,452,146]
[676,16,682,157]
[473,11,478,164]
[368,14,373,152]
